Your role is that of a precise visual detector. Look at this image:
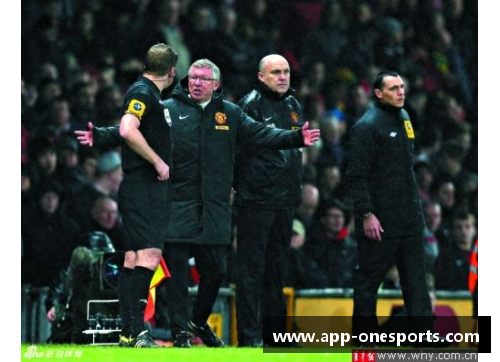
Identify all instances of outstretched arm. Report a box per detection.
[238,109,320,149]
[75,122,121,148]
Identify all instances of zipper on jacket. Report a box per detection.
[199,106,205,233]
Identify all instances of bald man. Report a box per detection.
[234,55,305,347]
[296,183,320,229]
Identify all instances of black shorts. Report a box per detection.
[119,179,171,251]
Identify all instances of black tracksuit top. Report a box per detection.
[234,82,304,209]
[346,100,425,237]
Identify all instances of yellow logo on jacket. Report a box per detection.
[290,111,299,123]
[404,120,415,139]
[214,112,229,130]
[126,99,146,120]
[215,112,227,124]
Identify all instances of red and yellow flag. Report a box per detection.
[144,257,170,322]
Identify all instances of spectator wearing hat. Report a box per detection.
[22,180,80,287]
[65,151,122,231]
[305,199,357,288]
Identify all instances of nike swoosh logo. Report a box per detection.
[264,117,273,121]
[179,115,190,120]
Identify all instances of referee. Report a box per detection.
[347,71,433,341]
[117,44,177,348]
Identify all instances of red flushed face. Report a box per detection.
[188,67,220,103]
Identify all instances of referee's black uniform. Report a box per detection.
[346,99,433,337]
[119,76,172,251]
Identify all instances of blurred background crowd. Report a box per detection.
[21,0,477,295]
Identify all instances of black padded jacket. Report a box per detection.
[346,100,425,237]
[234,82,304,209]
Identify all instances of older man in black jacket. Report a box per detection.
[76,58,320,347]
[234,54,305,347]
[346,71,433,340]
[161,59,318,348]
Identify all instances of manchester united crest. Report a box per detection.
[215,112,227,125]
[290,111,299,123]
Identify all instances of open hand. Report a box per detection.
[301,121,321,146]
[75,122,94,146]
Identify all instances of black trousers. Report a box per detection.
[352,232,433,336]
[235,206,293,344]
[162,243,227,335]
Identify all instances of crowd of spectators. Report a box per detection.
[22,0,477,293]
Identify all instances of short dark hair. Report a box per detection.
[372,70,400,92]
[452,209,476,225]
[144,43,178,76]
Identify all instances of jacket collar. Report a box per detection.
[374,99,403,115]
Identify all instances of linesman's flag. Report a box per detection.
[144,257,170,321]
